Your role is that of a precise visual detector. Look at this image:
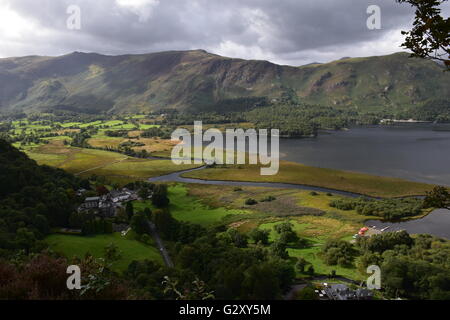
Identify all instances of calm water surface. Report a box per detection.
[280,124,450,186]
[366,209,450,239]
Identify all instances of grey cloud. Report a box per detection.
[1,0,448,65]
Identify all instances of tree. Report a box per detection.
[270,240,289,259]
[245,198,258,205]
[423,186,450,209]
[163,276,215,300]
[357,230,414,254]
[295,257,310,273]
[138,187,150,199]
[152,184,170,208]
[397,0,450,69]
[96,185,109,196]
[279,230,299,245]
[140,233,152,245]
[322,239,357,267]
[104,242,122,263]
[153,209,176,239]
[242,263,282,299]
[143,207,152,219]
[274,221,294,234]
[226,228,248,248]
[296,286,319,300]
[306,265,315,276]
[130,213,150,235]
[248,228,270,245]
[15,228,36,253]
[125,202,134,220]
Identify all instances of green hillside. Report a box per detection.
[0,50,448,114]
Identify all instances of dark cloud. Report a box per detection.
[0,0,448,65]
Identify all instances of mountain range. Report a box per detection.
[0,49,449,114]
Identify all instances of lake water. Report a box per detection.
[366,209,450,239]
[280,124,450,186]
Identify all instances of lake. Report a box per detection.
[280,124,450,186]
[366,209,450,239]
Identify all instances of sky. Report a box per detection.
[0,0,448,66]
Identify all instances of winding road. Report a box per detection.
[147,220,174,268]
[149,166,377,199]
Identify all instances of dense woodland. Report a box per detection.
[159,99,449,137]
[330,197,425,220]
[356,231,450,300]
[0,139,86,255]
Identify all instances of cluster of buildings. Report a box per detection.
[318,283,373,300]
[352,226,390,240]
[78,188,140,217]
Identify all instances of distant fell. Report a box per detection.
[0,50,449,114]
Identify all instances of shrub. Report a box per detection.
[329,197,423,220]
[248,228,270,245]
[295,286,319,300]
[261,195,276,202]
[245,198,258,205]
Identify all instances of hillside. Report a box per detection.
[0,139,83,252]
[0,50,449,114]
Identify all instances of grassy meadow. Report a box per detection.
[182,161,435,198]
[46,232,163,272]
[133,184,249,226]
[19,139,199,184]
[258,218,361,279]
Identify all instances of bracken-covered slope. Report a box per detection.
[0,49,448,114]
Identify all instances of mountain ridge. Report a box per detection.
[0,49,449,114]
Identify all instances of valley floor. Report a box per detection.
[3,114,442,287]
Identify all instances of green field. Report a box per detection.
[58,122,82,128]
[26,142,127,174]
[22,139,199,184]
[182,161,435,198]
[168,184,249,226]
[258,217,362,279]
[46,233,163,272]
[89,159,200,184]
[133,184,249,226]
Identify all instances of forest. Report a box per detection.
[329,197,425,220]
[0,139,86,255]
